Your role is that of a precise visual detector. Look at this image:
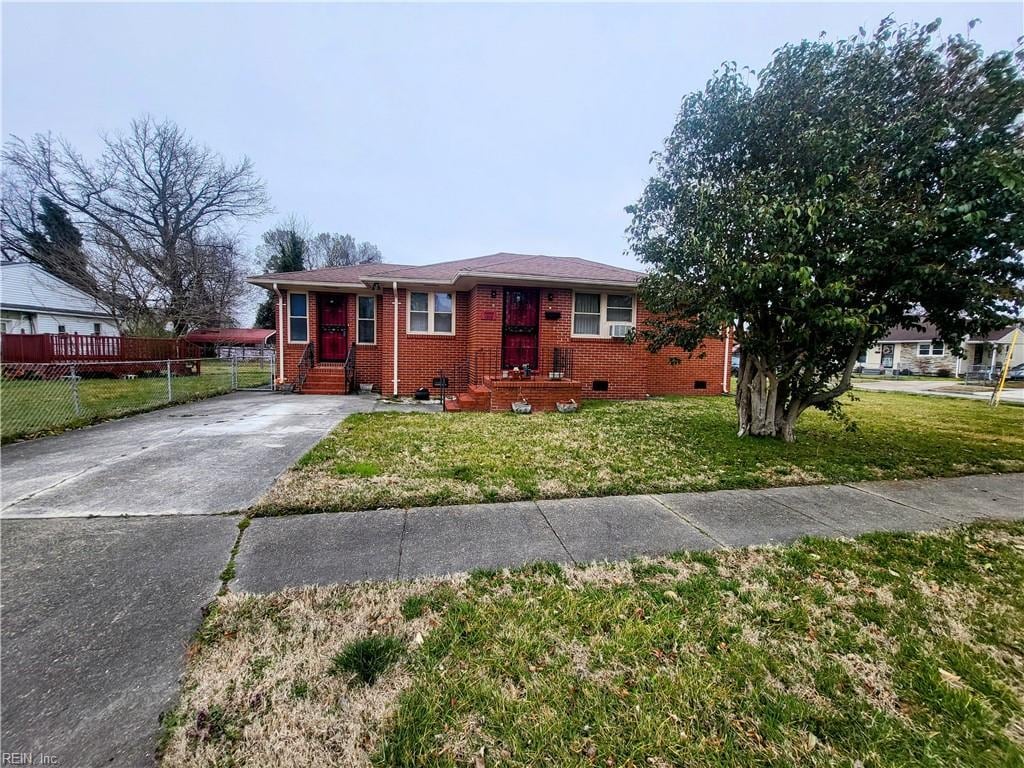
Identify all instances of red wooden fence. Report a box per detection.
[0,334,201,363]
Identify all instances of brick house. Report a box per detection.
[247,253,731,411]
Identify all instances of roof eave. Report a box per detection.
[246,276,367,290]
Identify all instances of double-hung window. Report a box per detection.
[288,292,308,343]
[357,296,376,344]
[408,291,455,334]
[572,292,635,337]
[573,293,602,335]
[917,341,944,356]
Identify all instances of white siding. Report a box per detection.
[0,262,119,335]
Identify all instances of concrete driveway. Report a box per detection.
[1,515,239,767]
[0,391,372,517]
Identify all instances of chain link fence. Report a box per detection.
[1,356,274,442]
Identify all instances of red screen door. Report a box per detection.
[318,294,348,362]
[502,288,539,370]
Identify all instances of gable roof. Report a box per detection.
[881,320,1022,344]
[0,261,116,319]
[249,253,643,290]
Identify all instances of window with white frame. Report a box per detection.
[288,292,308,343]
[93,323,102,335]
[408,291,455,334]
[573,292,635,336]
[917,341,944,356]
[573,293,601,335]
[357,295,376,344]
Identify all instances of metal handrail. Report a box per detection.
[344,343,357,394]
[294,342,314,392]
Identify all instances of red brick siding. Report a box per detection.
[348,293,381,391]
[275,283,731,399]
[390,288,470,395]
[487,378,582,412]
[278,290,320,382]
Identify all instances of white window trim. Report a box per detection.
[356,294,377,346]
[406,290,456,336]
[571,291,636,338]
[917,341,945,357]
[287,291,309,344]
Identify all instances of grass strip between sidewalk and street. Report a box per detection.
[256,391,1024,515]
[160,521,1024,767]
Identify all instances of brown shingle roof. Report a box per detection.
[251,263,413,285]
[372,253,643,284]
[249,253,643,288]
[879,321,944,343]
[880,321,1020,343]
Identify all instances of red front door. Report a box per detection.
[502,288,540,370]
[318,294,348,362]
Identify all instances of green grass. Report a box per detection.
[0,360,271,442]
[330,636,407,686]
[259,391,1024,514]
[160,523,1024,768]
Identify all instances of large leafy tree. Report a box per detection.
[629,18,1024,442]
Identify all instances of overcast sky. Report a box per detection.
[3,2,1022,281]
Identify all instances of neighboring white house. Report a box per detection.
[860,318,1023,377]
[0,261,119,336]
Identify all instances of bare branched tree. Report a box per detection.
[306,232,382,269]
[2,116,271,333]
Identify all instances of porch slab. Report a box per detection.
[537,495,715,563]
[761,484,948,535]
[657,489,838,546]
[399,501,570,577]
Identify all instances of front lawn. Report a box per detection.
[160,522,1024,767]
[258,391,1024,514]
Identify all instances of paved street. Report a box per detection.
[0,391,372,517]
[853,377,1024,403]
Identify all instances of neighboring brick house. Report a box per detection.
[247,253,731,411]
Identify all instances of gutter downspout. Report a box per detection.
[273,283,285,385]
[392,281,399,396]
[722,325,732,394]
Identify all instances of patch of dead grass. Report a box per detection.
[161,581,447,768]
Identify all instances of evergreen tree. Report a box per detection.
[254,228,307,329]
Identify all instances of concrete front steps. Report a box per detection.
[298,366,349,395]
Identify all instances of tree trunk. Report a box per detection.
[736,355,780,438]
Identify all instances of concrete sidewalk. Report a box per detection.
[233,473,1024,592]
